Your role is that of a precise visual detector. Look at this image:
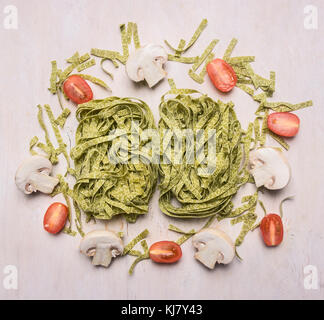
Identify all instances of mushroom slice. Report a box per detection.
[192,228,235,269]
[248,147,291,190]
[126,43,168,88]
[15,155,59,194]
[80,230,124,267]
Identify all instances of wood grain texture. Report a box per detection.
[1,0,324,300]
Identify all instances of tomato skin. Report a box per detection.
[149,241,182,264]
[63,75,93,104]
[43,202,69,234]
[260,214,284,247]
[267,112,300,137]
[206,58,237,92]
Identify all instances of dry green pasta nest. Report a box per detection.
[70,97,158,223]
[158,90,250,219]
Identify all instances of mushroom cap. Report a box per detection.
[15,155,56,194]
[192,228,235,268]
[248,147,291,190]
[125,43,168,88]
[80,230,124,257]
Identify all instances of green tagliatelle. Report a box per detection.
[223,38,313,150]
[91,22,140,67]
[70,97,158,223]
[165,19,218,84]
[165,19,208,56]
[49,51,110,110]
[158,88,249,219]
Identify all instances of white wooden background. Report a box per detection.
[1,0,324,300]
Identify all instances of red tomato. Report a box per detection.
[43,202,69,234]
[149,241,182,264]
[267,112,300,137]
[63,75,93,104]
[260,214,284,246]
[206,58,237,92]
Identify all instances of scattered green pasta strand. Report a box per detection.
[123,230,150,275]
[44,104,70,169]
[49,61,58,94]
[164,19,208,55]
[79,53,91,64]
[29,136,39,156]
[168,55,199,64]
[258,200,267,216]
[56,175,76,236]
[165,19,217,84]
[77,58,96,72]
[169,215,217,246]
[55,108,71,129]
[222,37,313,151]
[100,58,115,79]
[223,38,238,61]
[267,129,290,150]
[49,51,108,107]
[76,74,111,91]
[123,229,149,255]
[279,196,294,218]
[36,105,58,164]
[231,191,258,246]
[91,22,140,67]
[128,244,150,275]
[175,230,196,245]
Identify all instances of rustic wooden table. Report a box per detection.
[1,0,323,300]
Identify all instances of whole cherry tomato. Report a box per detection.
[63,75,93,104]
[267,112,300,137]
[206,58,237,92]
[43,202,69,234]
[149,241,182,264]
[260,214,284,246]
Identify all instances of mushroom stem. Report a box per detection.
[28,172,59,194]
[195,247,219,269]
[92,243,112,267]
[80,230,124,268]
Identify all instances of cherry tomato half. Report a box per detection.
[63,75,93,104]
[267,112,300,137]
[149,241,182,264]
[43,202,69,234]
[206,58,237,92]
[260,214,284,247]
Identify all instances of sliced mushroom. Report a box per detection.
[248,147,291,190]
[15,155,59,194]
[80,230,124,267]
[192,228,235,269]
[125,43,168,88]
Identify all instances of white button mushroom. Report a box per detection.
[125,43,168,88]
[15,155,59,194]
[192,228,235,269]
[80,230,124,267]
[248,147,291,190]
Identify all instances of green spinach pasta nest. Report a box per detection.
[158,89,250,219]
[70,97,158,223]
